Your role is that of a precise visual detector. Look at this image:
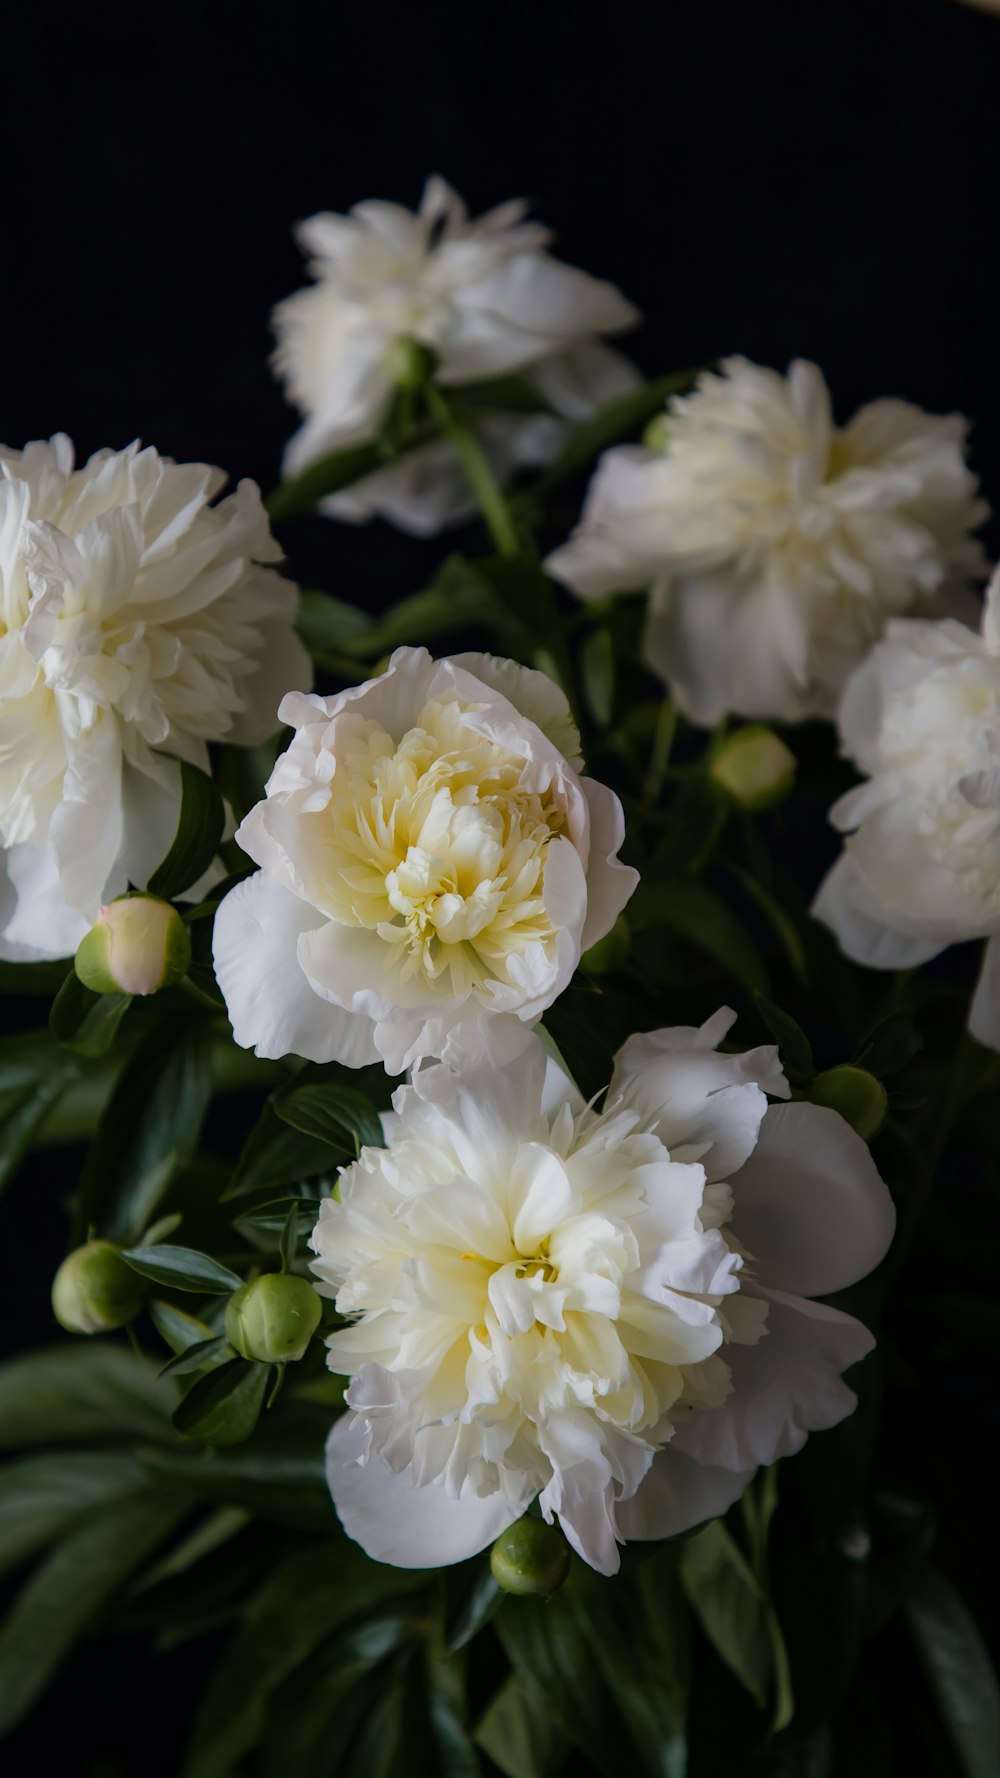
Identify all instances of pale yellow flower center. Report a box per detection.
[319,697,565,991]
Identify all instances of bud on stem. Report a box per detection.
[75,894,191,996]
[807,1065,887,1141]
[224,1274,322,1364]
[709,725,796,811]
[52,1240,145,1334]
[490,1517,570,1597]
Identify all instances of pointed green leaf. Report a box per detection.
[147,757,225,901]
[172,1358,271,1446]
[120,1244,243,1295]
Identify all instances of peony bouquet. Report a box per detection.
[1,178,996,1774]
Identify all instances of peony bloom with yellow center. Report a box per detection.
[0,436,310,960]
[213,647,637,1074]
[271,176,639,536]
[546,356,987,726]
[312,1012,895,1574]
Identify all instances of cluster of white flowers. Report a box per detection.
[17,178,980,1581]
[0,437,309,959]
[271,176,639,535]
[547,356,987,725]
[815,569,1000,1049]
[311,1012,894,1574]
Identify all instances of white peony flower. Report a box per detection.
[814,569,1000,1049]
[0,436,310,961]
[213,647,637,1075]
[546,356,987,725]
[272,176,639,535]
[312,1011,894,1575]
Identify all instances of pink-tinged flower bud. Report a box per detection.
[74,894,191,997]
[490,1518,570,1597]
[52,1240,145,1335]
[224,1274,322,1364]
[710,725,796,811]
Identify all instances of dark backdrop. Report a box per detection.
[2,2,999,1771]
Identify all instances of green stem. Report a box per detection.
[642,696,678,804]
[425,385,521,558]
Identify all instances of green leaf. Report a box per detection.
[754,994,816,1083]
[172,1358,271,1446]
[475,1674,565,1778]
[147,756,226,901]
[905,1565,1000,1778]
[274,1081,384,1156]
[651,878,770,997]
[444,1558,502,1653]
[0,1489,190,1737]
[182,1540,424,1778]
[679,1520,770,1706]
[159,1337,234,1378]
[580,629,616,727]
[119,1244,243,1295]
[232,1195,324,1239]
[71,1013,214,1246]
[0,1029,65,1092]
[0,1060,79,1196]
[295,588,377,658]
[226,1102,340,1200]
[0,1451,145,1578]
[517,368,701,506]
[0,1342,172,1451]
[725,864,808,983]
[854,1007,923,1078]
[49,972,133,1057]
[266,441,390,524]
[149,1299,218,1356]
[140,1415,332,1530]
[497,1552,689,1778]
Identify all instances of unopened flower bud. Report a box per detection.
[387,336,436,390]
[52,1240,145,1335]
[642,415,671,453]
[808,1066,887,1142]
[581,914,631,976]
[224,1274,322,1364]
[490,1517,570,1597]
[75,894,191,997]
[709,725,796,811]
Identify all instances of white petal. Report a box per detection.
[326,1414,524,1568]
[672,1288,875,1471]
[616,1447,755,1542]
[731,1101,895,1298]
[611,1018,788,1181]
[969,935,1000,1050]
[579,776,639,951]
[213,873,378,1064]
[812,853,944,970]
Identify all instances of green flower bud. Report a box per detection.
[490,1517,570,1597]
[75,893,191,997]
[807,1066,887,1142]
[52,1240,145,1335]
[642,415,671,454]
[224,1274,322,1364]
[709,725,796,812]
[387,336,436,390]
[580,914,631,976]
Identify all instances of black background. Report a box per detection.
[3,1,1000,1770]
